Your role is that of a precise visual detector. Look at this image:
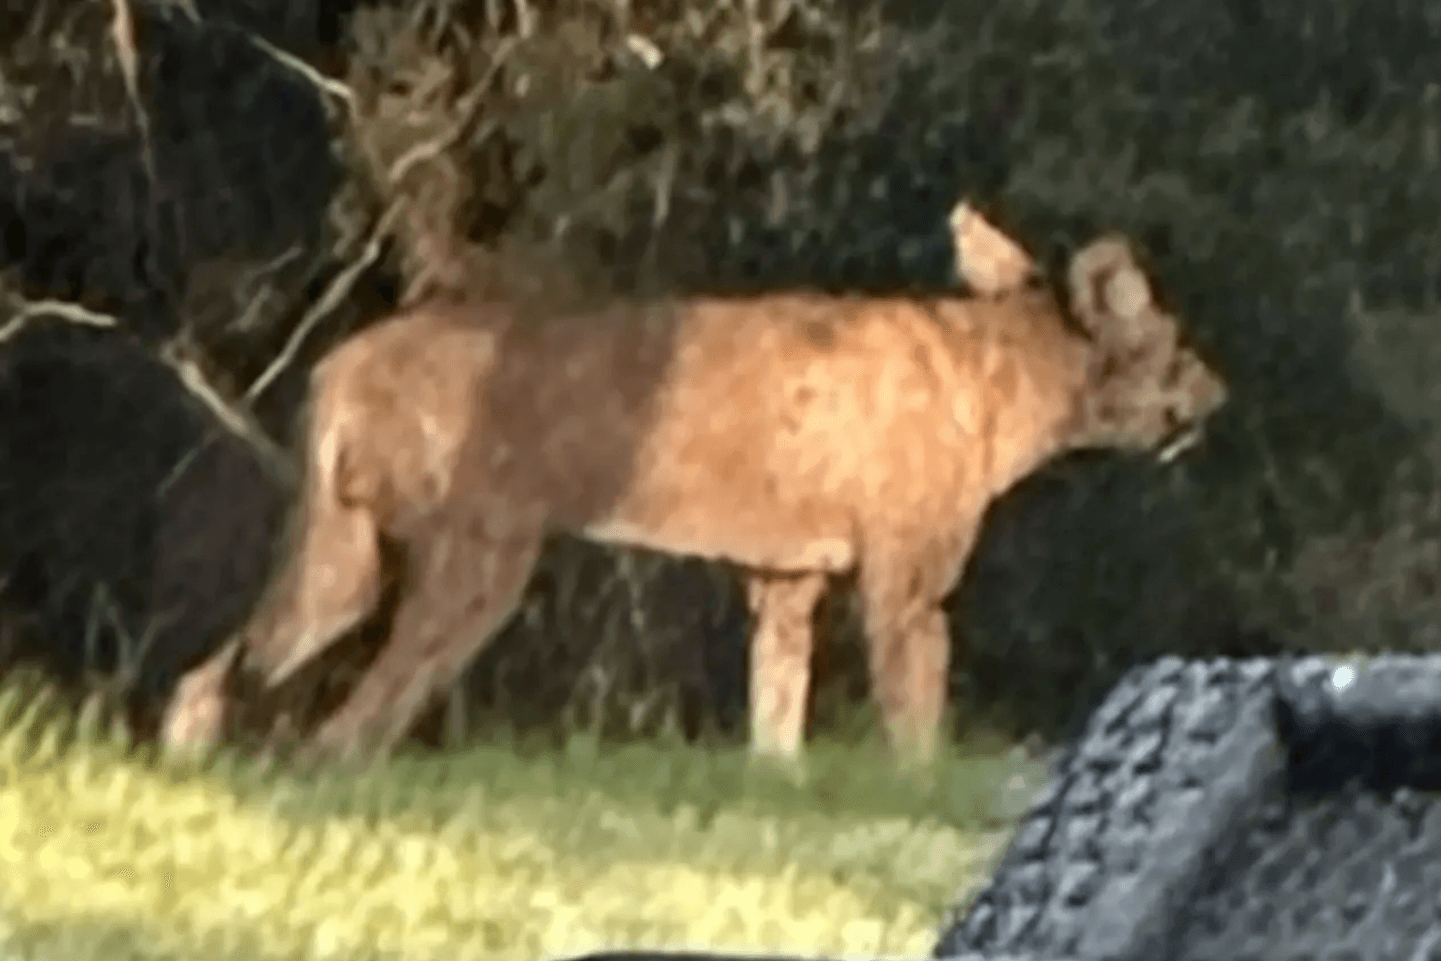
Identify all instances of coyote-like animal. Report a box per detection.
[162,216,1227,765]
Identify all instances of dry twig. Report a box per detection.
[0,299,119,343]
[385,36,517,187]
[160,338,296,484]
[108,0,160,213]
[246,33,357,122]
[244,200,405,405]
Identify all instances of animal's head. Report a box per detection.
[1066,235,1228,462]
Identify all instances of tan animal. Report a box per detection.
[161,219,1227,766]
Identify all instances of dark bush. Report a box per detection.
[0,320,286,735]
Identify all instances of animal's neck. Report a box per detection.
[945,299,1098,493]
[959,290,1121,460]
[1019,334,1098,475]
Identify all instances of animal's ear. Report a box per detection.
[1067,235,1154,341]
[949,201,1039,296]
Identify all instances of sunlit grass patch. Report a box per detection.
[0,673,1042,961]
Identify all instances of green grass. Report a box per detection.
[0,676,1045,961]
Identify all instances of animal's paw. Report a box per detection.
[158,675,227,764]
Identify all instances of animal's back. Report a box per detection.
[580,293,1027,572]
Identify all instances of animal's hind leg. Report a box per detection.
[746,570,828,761]
[305,505,545,763]
[158,636,241,757]
[158,489,382,756]
[246,497,385,685]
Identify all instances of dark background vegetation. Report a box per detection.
[1,0,1439,751]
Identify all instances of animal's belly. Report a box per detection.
[580,471,857,574]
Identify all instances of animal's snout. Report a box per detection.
[1157,356,1228,463]
[1197,362,1229,415]
[1173,347,1228,421]
[1192,372,1229,439]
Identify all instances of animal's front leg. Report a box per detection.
[858,529,976,769]
[306,510,544,765]
[746,570,828,762]
[866,600,951,767]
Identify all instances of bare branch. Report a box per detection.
[386,37,517,187]
[160,339,296,485]
[154,0,199,22]
[230,244,308,333]
[109,0,158,198]
[0,299,119,343]
[515,0,536,37]
[245,33,356,122]
[150,0,356,121]
[244,199,404,405]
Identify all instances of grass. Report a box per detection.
[0,674,1046,961]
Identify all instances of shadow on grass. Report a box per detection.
[191,728,1048,838]
[0,665,1048,838]
[0,914,330,961]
